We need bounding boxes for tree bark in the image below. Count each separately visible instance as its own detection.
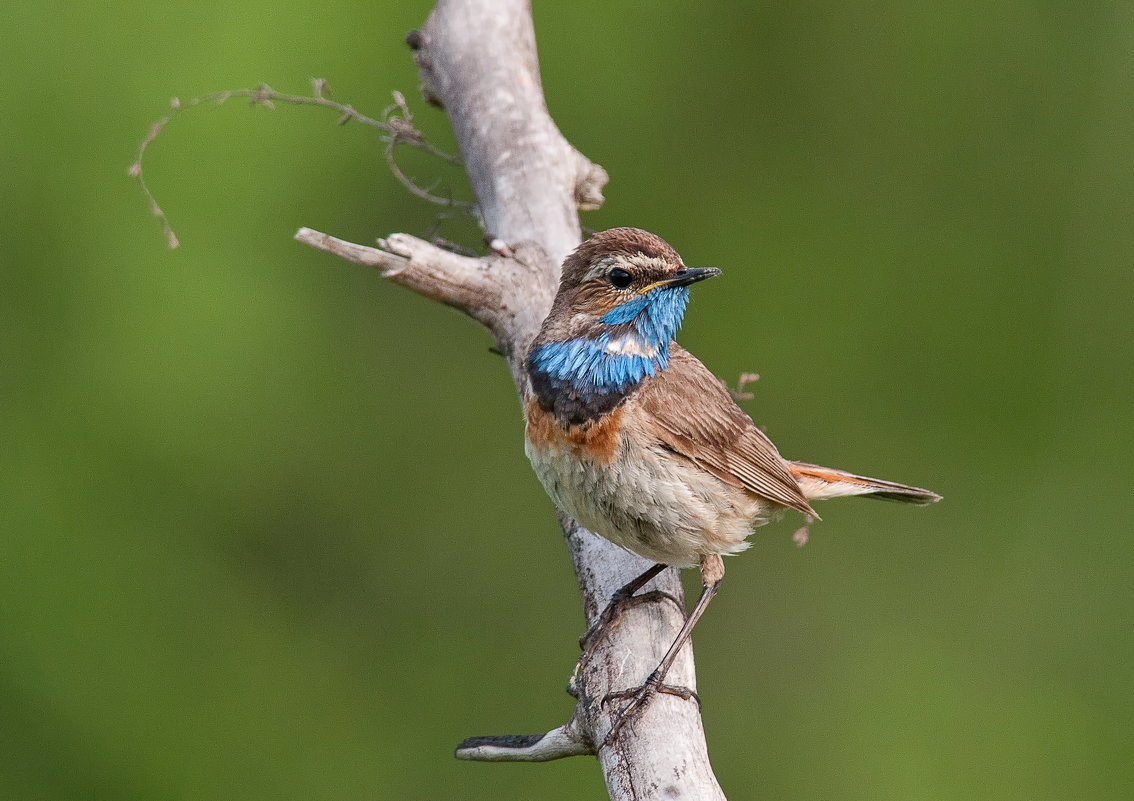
[297,1,725,798]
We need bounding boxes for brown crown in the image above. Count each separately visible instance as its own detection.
[560,228,682,284]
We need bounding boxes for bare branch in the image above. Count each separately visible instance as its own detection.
[135,0,716,795]
[294,227,395,269]
[296,227,495,314]
[299,0,720,797]
[409,0,607,267]
[455,724,593,762]
[295,227,551,358]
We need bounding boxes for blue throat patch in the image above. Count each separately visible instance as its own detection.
[529,286,690,399]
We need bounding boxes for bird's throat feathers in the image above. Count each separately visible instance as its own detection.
[528,287,690,425]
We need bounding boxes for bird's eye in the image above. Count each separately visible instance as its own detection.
[608,268,633,288]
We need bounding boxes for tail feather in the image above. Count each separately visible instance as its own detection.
[788,461,941,505]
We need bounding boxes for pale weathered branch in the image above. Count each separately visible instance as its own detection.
[455,724,592,762]
[298,1,723,798]
[297,228,495,315]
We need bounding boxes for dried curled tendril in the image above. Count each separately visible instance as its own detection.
[129,80,473,248]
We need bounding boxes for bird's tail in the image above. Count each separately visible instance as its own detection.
[787,461,941,505]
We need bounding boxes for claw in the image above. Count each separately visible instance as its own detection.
[601,675,700,746]
[577,563,670,651]
[578,589,681,650]
[598,555,725,747]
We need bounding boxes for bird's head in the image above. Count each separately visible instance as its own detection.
[528,229,720,407]
[539,228,720,348]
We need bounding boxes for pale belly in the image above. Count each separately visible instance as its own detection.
[524,410,781,567]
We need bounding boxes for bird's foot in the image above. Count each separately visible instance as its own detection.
[601,672,700,746]
[578,589,682,651]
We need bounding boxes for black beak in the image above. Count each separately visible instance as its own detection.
[664,266,722,288]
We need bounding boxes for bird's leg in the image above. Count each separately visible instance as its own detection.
[602,554,724,747]
[578,561,670,650]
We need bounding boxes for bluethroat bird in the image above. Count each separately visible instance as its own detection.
[524,227,939,741]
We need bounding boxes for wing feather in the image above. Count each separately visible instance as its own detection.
[637,345,817,518]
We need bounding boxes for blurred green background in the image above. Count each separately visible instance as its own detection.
[4,1,1132,798]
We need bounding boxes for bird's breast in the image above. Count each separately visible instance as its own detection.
[522,392,771,567]
[523,395,624,466]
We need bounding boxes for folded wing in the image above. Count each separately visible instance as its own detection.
[637,345,818,518]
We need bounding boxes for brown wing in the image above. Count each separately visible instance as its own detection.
[637,345,818,518]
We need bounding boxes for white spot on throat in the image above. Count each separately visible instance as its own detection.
[604,335,657,358]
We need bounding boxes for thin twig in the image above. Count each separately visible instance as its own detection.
[382,89,460,163]
[728,371,760,402]
[129,81,470,248]
[382,90,478,216]
[384,136,468,209]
